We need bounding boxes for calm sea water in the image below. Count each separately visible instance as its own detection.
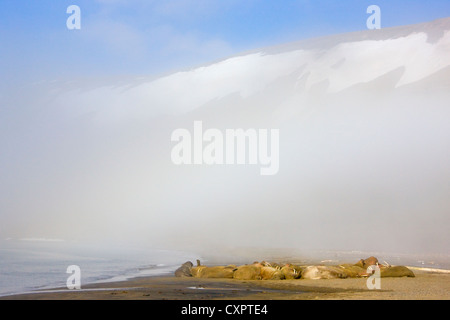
[0,240,198,296]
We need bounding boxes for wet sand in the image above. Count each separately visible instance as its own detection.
[2,269,449,300]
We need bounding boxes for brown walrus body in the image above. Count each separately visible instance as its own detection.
[260,266,284,280]
[301,266,348,280]
[381,266,415,278]
[281,264,302,279]
[338,264,367,278]
[233,264,262,280]
[192,265,237,279]
[354,257,415,278]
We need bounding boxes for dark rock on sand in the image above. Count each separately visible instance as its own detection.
[174,261,193,277]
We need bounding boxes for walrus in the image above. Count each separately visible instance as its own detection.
[190,260,206,277]
[338,264,367,278]
[233,263,262,280]
[353,257,415,277]
[301,266,348,280]
[355,256,379,269]
[281,264,302,280]
[192,265,237,279]
[260,266,284,280]
[174,261,193,277]
[380,266,415,278]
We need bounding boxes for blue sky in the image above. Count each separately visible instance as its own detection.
[1,0,450,83]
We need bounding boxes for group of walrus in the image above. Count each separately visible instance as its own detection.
[175,256,415,280]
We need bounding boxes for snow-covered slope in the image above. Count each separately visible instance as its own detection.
[2,18,450,253]
[54,17,450,123]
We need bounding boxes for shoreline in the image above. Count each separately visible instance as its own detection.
[0,265,180,299]
[2,267,449,300]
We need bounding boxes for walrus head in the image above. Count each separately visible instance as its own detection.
[355,259,365,268]
[364,256,379,268]
[355,257,379,268]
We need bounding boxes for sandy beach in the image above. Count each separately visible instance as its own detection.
[2,269,448,300]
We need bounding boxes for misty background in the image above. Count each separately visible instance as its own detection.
[1,1,449,258]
